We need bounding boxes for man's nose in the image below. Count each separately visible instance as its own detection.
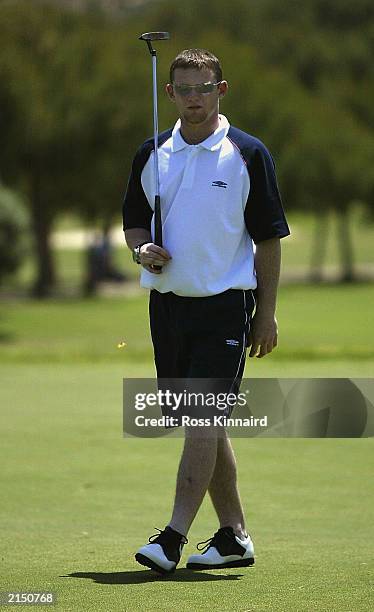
[185,88,201,100]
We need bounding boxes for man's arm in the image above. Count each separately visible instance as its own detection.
[124,228,152,251]
[124,228,171,274]
[248,237,281,358]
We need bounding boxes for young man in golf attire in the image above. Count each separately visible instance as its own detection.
[123,49,290,573]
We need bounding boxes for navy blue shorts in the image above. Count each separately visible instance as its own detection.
[149,289,255,423]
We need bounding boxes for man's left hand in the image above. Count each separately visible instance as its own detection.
[247,311,278,358]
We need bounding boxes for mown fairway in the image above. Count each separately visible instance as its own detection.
[1,284,373,611]
[1,283,373,375]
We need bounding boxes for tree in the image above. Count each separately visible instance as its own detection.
[0,3,89,295]
[0,2,149,295]
[0,183,29,284]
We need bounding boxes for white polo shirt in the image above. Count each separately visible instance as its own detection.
[123,114,290,297]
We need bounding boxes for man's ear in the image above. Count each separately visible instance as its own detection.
[218,80,228,98]
[166,83,175,101]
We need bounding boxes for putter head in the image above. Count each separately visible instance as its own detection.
[139,32,170,41]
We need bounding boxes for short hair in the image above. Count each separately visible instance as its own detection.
[169,49,223,83]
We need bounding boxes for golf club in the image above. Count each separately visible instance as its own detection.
[139,32,170,256]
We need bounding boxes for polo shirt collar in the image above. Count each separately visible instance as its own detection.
[171,114,230,152]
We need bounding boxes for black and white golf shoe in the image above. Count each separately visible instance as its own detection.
[186,526,255,570]
[135,526,187,574]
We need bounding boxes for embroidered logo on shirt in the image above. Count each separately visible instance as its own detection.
[226,339,240,346]
[212,180,227,188]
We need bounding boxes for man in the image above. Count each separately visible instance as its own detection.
[123,49,290,574]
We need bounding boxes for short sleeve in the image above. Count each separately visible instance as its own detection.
[244,145,290,244]
[122,145,153,231]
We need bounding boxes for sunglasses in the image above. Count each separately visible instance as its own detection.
[173,81,221,96]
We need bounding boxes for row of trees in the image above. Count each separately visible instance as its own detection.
[0,0,373,294]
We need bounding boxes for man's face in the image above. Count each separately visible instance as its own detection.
[166,67,228,127]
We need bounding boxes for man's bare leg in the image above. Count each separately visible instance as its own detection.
[168,428,218,536]
[208,429,247,538]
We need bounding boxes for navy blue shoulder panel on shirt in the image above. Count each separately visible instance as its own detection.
[122,128,173,231]
[227,125,290,244]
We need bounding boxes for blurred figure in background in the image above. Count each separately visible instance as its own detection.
[85,224,126,296]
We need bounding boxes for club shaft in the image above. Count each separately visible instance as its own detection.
[152,53,160,198]
[139,30,169,252]
[151,52,162,248]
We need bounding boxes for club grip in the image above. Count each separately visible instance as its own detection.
[152,195,162,271]
[154,195,162,247]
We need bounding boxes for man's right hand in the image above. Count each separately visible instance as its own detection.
[140,243,172,274]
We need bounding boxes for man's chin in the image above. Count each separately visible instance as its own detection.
[183,109,206,124]
[184,115,206,125]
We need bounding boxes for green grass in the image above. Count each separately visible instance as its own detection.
[1,284,373,375]
[1,363,373,611]
[1,220,374,610]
